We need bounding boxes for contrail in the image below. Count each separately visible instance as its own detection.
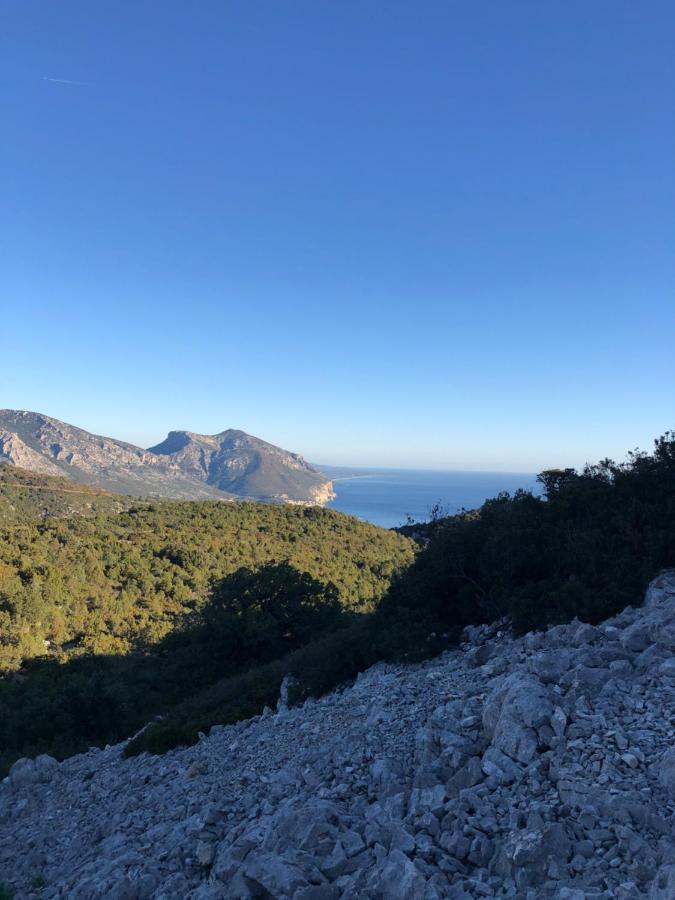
[43,76,88,86]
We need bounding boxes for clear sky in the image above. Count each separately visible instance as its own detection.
[2,1,674,472]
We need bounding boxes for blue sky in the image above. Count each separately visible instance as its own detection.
[2,1,673,471]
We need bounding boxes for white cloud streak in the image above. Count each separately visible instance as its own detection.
[43,77,88,86]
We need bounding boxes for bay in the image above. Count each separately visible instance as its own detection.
[319,466,539,529]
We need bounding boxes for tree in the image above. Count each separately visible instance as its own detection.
[197,562,344,670]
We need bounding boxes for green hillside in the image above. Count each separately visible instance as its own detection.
[0,476,415,671]
[0,463,132,522]
[1,434,674,775]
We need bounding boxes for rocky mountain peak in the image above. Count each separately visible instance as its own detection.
[0,410,333,504]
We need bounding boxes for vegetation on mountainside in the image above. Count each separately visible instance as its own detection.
[0,479,414,772]
[1,434,674,770]
[0,482,414,671]
[0,564,368,770]
[127,432,675,756]
[382,433,675,634]
[0,464,131,521]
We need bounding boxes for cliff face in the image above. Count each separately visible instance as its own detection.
[0,430,64,477]
[1,572,675,898]
[148,428,334,502]
[0,410,333,504]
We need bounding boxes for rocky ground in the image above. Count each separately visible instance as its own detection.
[2,573,675,899]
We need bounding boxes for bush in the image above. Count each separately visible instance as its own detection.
[382,433,675,633]
[125,659,286,756]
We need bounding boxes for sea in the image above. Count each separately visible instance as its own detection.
[319,466,540,529]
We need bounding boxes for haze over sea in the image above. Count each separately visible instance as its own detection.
[321,467,539,529]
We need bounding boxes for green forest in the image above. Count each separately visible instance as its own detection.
[1,433,674,772]
[0,464,414,671]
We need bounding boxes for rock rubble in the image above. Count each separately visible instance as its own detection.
[1,571,675,899]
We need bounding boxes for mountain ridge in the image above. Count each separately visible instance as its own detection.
[0,410,334,504]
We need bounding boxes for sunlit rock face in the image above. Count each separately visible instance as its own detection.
[0,409,333,504]
[2,572,675,898]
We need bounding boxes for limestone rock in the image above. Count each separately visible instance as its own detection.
[378,849,426,899]
[649,864,675,899]
[656,746,675,797]
[8,757,37,789]
[644,570,675,608]
[482,671,553,763]
[0,570,674,899]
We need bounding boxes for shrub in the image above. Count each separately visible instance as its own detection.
[382,432,675,633]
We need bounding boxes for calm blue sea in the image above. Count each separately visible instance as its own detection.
[320,466,539,529]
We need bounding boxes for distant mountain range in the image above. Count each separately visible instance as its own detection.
[0,410,334,505]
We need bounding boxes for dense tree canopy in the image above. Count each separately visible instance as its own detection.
[381,433,675,633]
[0,479,414,671]
[1,434,674,771]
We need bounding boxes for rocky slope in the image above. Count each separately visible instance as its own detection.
[0,411,333,504]
[147,429,334,504]
[2,573,675,899]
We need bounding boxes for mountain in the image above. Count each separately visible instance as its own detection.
[0,410,334,504]
[148,428,335,503]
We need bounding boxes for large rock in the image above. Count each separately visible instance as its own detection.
[560,665,613,695]
[644,570,675,609]
[465,643,495,668]
[240,851,311,896]
[656,746,675,797]
[528,649,579,684]
[482,672,553,763]
[34,753,58,782]
[491,823,571,888]
[649,864,675,899]
[376,849,426,900]
[446,756,484,796]
[655,625,675,653]
[8,757,37,789]
[481,747,523,784]
[634,643,669,672]
[620,621,653,653]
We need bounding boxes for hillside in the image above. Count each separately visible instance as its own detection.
[1,433,674,768]
[0,432,674,899]
[2,572,674,899]
[0,475,415,770]
[0,410,333,504]
[0,479,414,674]
[0,464,132,522]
